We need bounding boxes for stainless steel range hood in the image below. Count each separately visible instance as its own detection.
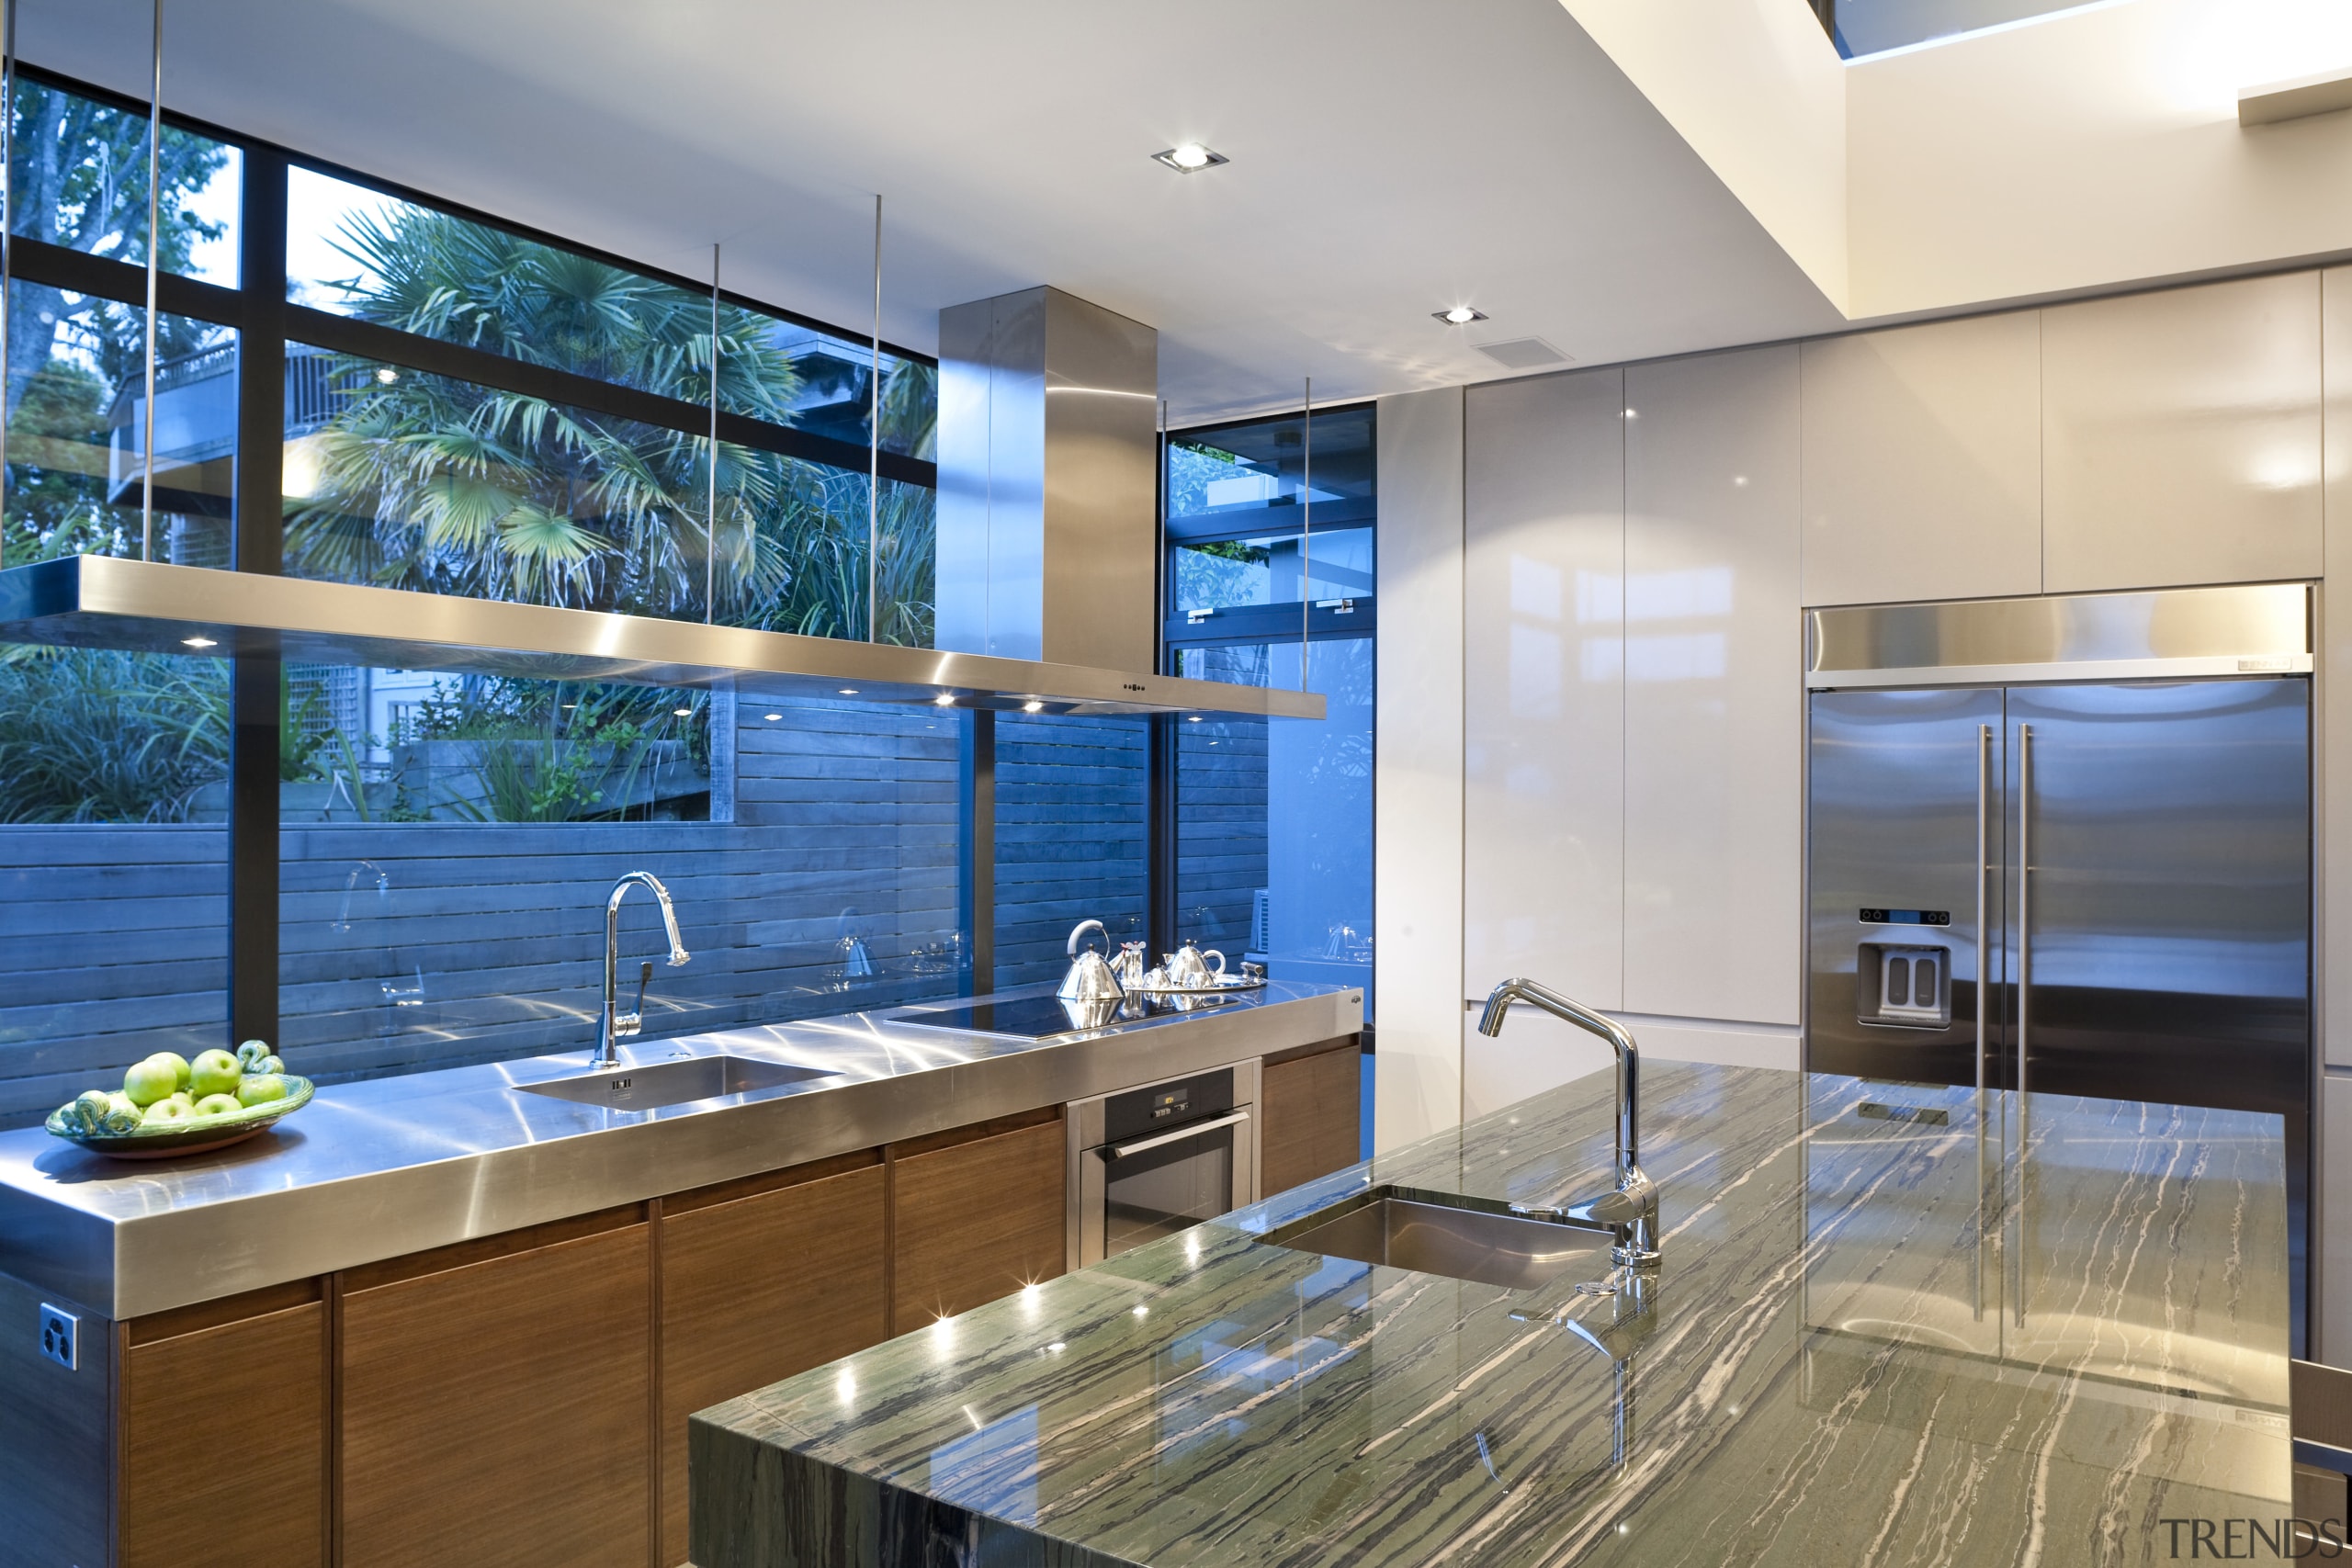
[0,556,1325,719]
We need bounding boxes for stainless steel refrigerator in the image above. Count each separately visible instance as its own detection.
[1805,585,2313,1349]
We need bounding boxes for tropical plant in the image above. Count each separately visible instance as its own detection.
[284,202,936,644]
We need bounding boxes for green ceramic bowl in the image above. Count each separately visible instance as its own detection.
[46,1077,315,1159]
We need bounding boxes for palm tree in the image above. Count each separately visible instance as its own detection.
[285,203,934,643]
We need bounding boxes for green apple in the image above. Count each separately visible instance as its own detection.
[235,1073,288,1109]
[193,1092,243,1119]
[122,1056,178,1107]
[153,1052,192,1093]
[141,1096,193,1125]
[190,1049,241,1099]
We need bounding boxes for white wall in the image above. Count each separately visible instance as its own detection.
[1847,0,2352,320]
[1373,387,1465,1153]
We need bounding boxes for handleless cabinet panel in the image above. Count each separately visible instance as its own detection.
[1464,368,1626,1012]
[1261,1038,1363,1195]
[341,1220,652,1568]
[1623,345,1803,1027]
[659,1163,887,1566]
[1800,311,2042,606]
[121,1299,326,1568]
[2324,267,2352,1075]
[890,1117,1065,1327]
[2043,272,2322,593]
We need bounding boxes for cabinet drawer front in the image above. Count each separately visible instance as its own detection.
[341,1224,651,1568]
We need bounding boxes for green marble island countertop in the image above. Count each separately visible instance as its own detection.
[691,1064,2293,1567]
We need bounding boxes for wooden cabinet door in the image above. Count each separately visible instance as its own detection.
[1262,1042,1363,1197]
[890,1117,1065,1328]
[658,1162,887,1567]
[120,1292,327,1568]
[340,1218,651,1568]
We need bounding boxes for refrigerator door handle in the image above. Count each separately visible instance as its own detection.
[1974,722,1990,1323]
[2014,721,2032,1330]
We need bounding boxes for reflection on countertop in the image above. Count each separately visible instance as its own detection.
[692,1066,2291,1568]
[0,980,1361,1319]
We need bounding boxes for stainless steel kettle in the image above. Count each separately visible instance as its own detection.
[1057,919,1125,1002]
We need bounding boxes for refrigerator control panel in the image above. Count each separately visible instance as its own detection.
[1856,942,1951,1030]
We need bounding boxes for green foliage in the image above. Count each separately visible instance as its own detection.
[284,201,936,645]
[0,649,228,823]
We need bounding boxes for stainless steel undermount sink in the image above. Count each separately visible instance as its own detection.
[1266,1186,1614,1291]
[516,1055,830,1111]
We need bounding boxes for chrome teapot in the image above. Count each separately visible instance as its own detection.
[1163,941,1227,990]
[1057,919,1125,1003]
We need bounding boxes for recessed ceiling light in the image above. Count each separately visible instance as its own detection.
[375,367,399,384]
[933,694,956,706]
[181,636,217,649]
[1153,142,1227,174]
[673,707,693,717]
[1022,700,1044,713]
[838,688,858,695]
[1434,306,1487,325]
[763,712,781,721]
[1185,715,1204,722]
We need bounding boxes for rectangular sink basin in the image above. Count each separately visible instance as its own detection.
[516,1055,829,1111]
[1268,1188,1613,1290]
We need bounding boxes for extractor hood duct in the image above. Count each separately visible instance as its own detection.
[936,287,1158,672]
[0,556,1323,719]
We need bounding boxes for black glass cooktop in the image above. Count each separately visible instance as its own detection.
[895,997,1113,1040]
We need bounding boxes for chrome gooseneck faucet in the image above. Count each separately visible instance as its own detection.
[1477,977,1660,1268]
[595,872,691,1067]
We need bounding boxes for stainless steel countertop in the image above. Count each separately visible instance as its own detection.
[0,982,1362,1320]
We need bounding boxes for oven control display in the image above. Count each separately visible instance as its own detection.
[1151,1088,1190,1121]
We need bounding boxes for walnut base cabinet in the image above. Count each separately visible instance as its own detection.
[657,1156,888,1568]
[888,1111,1067,1329]
[17,1104,1092,1566]
[1261,1037,1363,1197]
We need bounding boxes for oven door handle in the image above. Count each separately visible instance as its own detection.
[1105,1110,1251,1160]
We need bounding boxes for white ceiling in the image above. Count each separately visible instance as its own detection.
[29,0,1844,423]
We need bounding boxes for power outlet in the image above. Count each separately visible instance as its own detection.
[38,1302,76,1371]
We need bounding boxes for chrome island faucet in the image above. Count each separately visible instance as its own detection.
[1476,977,1661,1268]
[594,872,691,1067]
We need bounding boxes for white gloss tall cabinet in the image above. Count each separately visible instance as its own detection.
[1374,264,2351,1364]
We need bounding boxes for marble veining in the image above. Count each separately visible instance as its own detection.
[692,1065,2292,1567]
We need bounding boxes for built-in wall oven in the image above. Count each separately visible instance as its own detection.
[1066,1061,1261,1270]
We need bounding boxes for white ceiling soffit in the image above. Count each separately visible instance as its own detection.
[1566,0,2352,324]
[23,0,1843,425]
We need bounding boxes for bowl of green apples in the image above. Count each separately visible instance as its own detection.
[46,1041,313,1158]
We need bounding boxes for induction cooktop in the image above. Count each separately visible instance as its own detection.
[894,997,1116,1040]
[895,993,1236,1041]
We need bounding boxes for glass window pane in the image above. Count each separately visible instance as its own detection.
[994,713,1147,988]
[284,342,934,642]
[6,290,234,568]
[1167,404,1374,529]
[10,79,241,285]
[281,685,964,1079]
[1174,639,1374,1014]
[1174,526,1373,614]
[286,167,938,462]
[0,644,229,1126]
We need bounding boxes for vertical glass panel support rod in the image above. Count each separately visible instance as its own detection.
[142,0,164,561]
[867,194,881,643]
[2014,721,2033,1329]
[1300,377,1311,691]
[706,243,718,625]
[0,0,15,567]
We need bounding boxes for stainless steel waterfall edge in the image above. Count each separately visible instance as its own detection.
[1805,583,2312,689]
[0,980,1361,1321]
[0,554,1326,719]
